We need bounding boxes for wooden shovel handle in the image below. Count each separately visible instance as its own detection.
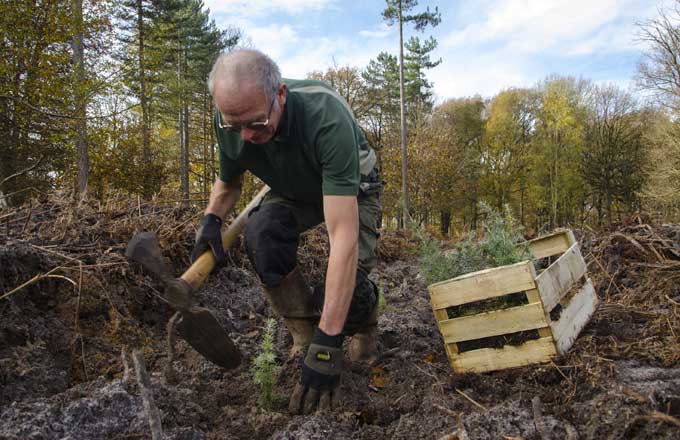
[180,185,269,289]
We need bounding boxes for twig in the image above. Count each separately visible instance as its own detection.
[587,252,623,296]
[666,294,680,307]
[457,413,469,440]
[549,360,573,385]
[79,334,88,380]
[455,388,487,411]
[132,350,163,440]
[667,316,677,339]
[0,156,44,186]
[531,396,551,440]
[645,411,680,428]
[30,243,80,261]
[75,263,83,331]
[564,422,578,440]
[433,403,458,417]
[20,200,32,234]
[122,347,131,383]
[164,312,181,385]
[0,266,69,300]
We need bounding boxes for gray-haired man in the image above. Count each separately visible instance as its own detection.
[192,49,382,414]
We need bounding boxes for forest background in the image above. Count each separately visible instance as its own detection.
[2,0,680,236]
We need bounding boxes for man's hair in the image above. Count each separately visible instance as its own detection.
[207,48,281,101]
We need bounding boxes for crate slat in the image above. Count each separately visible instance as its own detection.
[429,261,536,310]
[551,277,598,355]
[534,243,587,312]
[528,230,576,260]
[451,337,556,373]
[439,303,548,344]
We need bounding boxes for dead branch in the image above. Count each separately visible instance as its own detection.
[455,388,487,411]
[457,413,469,440]
[121,347,131,383]
[0,266,70,300]
[164,312,181,385]
[433,403,458,417]
[0,156,44,187]
[532,396,552,440]
[132,350,163,440]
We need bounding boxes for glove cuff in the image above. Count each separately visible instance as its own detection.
[201,213,223,226]
[312,327,343,348]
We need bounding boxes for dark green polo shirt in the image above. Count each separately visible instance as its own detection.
[214,78,376,203]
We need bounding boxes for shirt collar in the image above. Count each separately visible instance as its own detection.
[274,87,293,142]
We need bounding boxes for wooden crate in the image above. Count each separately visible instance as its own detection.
[428,230,598,373]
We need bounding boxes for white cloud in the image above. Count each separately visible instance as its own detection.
[443,0,654,55]
[241,23,300,60]
[359,23,393,39]
[204,0,336,18]
[428,54,530,100]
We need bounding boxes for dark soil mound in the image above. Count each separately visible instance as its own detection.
[1,195,679,439]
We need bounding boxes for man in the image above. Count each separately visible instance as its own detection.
[191,49,382,415]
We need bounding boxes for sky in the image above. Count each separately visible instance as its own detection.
[203,0,661,102]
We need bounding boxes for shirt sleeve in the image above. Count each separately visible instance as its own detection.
[213,111,245,183]
[315,98,360,196]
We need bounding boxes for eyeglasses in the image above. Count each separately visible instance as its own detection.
[218,94,277,132]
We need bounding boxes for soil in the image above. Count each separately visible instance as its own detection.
[1,196,680,439]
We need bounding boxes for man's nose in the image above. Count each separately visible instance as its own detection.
[240,127,257,142]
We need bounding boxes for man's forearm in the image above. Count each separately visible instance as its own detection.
[319,195,360,336]
[205,176,242,220]
[319,236,358,335]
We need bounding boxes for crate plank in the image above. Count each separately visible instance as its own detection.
[551,278,598,355]
[535,243,587,312]
[528,230,576,260]
[429,261,536,310]
[440,303,548,343]
[451,337,556,373]
[525,288,554,338]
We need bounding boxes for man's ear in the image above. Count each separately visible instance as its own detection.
[278,83,287,106]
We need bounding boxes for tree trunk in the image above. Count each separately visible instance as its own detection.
[72,0,88,194]
[440,210,451,235]
[397,0,410,227]
[137,0,151,191]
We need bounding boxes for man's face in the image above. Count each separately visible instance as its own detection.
[214,81,285,144]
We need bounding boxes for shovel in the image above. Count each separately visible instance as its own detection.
[125,186,269,369]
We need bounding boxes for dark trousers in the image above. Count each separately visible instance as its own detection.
[244,186,381,330]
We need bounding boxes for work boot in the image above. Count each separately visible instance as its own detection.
[263,267,319,356]
[348,303,379,365]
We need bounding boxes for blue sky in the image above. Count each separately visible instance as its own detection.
[204,0,660,102]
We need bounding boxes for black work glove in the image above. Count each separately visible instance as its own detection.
[289,327,344,415]
[190,213,226,265]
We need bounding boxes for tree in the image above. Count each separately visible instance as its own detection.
[532,76,590,229]
[1,0,79,202]
[642,110,680,218]
[308,64,372,120]
[361,52,400,152]
[403,36,441,118]
[72,0,88,194]
[481,89,533,216]
[382,0,441,227]
[582,85,647,225]
[116,0,164,195]
[433,97,485,233]
[637,2,680,110]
